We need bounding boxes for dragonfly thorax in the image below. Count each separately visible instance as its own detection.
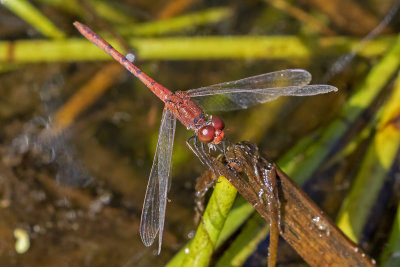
[167,91,206,130]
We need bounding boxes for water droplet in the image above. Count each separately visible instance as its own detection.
[258,189,264,198]
[312,216,330,236]
[187,231,195,239]
[126,53,135,63]
[312,217,320,223]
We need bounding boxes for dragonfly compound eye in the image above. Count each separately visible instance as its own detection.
[211,115,225,130]
[198,125,216,143]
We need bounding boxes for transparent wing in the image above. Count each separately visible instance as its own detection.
[140,108,176,254]
[186,69,338,111]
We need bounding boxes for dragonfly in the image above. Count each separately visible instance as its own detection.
[74,21,338,254]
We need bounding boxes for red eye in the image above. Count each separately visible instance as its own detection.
[211,116,224,130]
[198,125,216,143]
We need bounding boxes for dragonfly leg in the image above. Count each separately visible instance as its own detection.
[220,138,231,160]
[199,141,218,176]
[209,138,231,164]
[186,135,218,177]
[186,135,207,165]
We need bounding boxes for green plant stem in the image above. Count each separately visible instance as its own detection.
[215,197,254,248]
[36,0,135,24]
[336,72,400,242]
[116,7,233,36]
[88,0,136,25]
[2,0,65,39]
[380,205,400,267]
[216,213,269,267]
[0,35,395,63]
[166,176,237,267]
[35,0,82,16]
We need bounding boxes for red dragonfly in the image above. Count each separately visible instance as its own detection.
[74,22,338,254]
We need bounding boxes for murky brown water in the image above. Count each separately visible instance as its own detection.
[0,1,399,266]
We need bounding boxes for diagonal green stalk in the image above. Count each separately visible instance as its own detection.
[2,0,65,39]
[215,213,270,267]
[86,0,136,25]
[380,205,400,267]
[35,0,83,17]
[214,197,254,248]
[166,176,237,267]
[336,72,400,242]
[36,0,135,24]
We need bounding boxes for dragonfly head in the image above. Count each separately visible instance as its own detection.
[197,115,225,144]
